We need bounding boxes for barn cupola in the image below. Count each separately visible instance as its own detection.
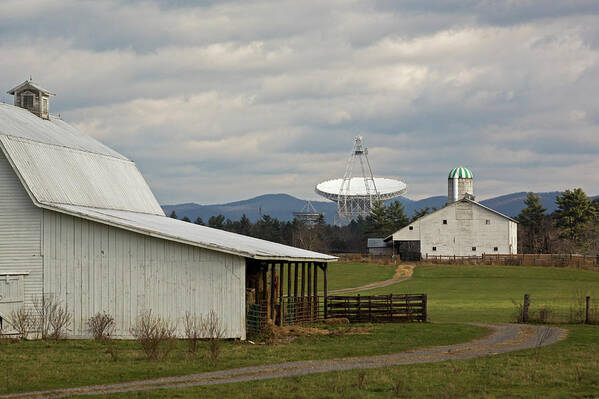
[7,79,55,120]
[448,166,474,203]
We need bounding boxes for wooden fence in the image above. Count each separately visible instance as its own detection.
[425,253,599,270]
[247,293,427,334]
[326,294,427,323]
[517,294,599,325]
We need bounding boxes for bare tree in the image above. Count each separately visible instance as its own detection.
[32,295,72,340]
[130,310,177,361]
[199,310,226,366]
[88,312,116,341]
[183,312,202,354]
[7,307,35,340]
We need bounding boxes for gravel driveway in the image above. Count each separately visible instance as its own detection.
[0,323,566,399]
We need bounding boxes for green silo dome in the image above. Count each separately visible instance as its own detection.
[449,166,473,179]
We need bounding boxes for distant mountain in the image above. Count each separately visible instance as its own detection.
[161,191,597,224]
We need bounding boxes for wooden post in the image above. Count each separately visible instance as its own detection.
[301,262,306,317]
[323,264,328,319]
[368,296,372,322]
[270,263,276,321]
[307,263,312,321]
[357,294,361,321]
[422,294,428,322]
[279,263,284,326]
[294,262,299,298]
[287,263,291,298]
[262,265,267,302]
[585,296,591,324]
[313,263,318,319]
[523,294,530,323]
[389,294,393,322]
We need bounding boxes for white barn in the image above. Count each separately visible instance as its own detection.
[0,81,335,339]
[386,167,517,260]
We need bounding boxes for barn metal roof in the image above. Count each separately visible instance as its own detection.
[0,103,336,262]
[7,80,56,96]
[44,203,337,262]
[0,104,125,159]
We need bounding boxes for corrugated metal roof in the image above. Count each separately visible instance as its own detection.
[0,136,163,215]
[0,104,125,159]
[7,80,56,96]
[44,203,337,262]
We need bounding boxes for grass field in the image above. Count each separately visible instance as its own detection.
[361,265,599,323]
[0,323,484,394]
[3,263,599,398]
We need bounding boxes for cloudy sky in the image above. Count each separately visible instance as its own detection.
[1,0,598,204]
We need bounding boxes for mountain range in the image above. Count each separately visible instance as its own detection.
[161,191,585,225]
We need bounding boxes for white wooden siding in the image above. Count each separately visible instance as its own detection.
[393,201,517,257]
[0,150,42,321]
[42,210,246,339]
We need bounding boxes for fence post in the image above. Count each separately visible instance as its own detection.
[523,294,530,323]
[357,294,361,322]
[423,294,428,322]
[586,296,591,324]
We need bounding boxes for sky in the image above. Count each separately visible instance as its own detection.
[1,0,598,204]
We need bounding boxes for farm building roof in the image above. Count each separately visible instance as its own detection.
[448,166,473,179]
[0,103,336,262]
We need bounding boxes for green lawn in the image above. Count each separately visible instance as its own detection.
[108,325,598,398]
[0,323,484,394]
[325,262,397,291]
[359,265,599,323]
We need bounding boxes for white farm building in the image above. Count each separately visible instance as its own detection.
[0,81,335,339]
[386,167,517,260]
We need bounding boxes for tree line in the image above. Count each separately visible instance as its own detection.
[168,200,419,253]
[169,188,598,255]
[517,188,599,254]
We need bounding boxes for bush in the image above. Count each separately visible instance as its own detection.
[201,310,225,366]
[130,310,176,361]
[32,295,72,340]
[7,307,35,340]
[184,312,201,353]
[88,312,115,340]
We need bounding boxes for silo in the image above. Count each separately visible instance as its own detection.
[448,166,474,203]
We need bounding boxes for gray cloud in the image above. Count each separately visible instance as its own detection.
[1,1,598,204]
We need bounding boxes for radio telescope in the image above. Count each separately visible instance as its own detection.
[315,136,407,225]
[293,200,323,227]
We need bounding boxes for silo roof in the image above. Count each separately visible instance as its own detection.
[448,166,473,179]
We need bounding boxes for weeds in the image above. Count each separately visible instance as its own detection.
[130,310,176,361]
[7,307,35,340]
[88,312,115,341]
[32,295,72,340]
[201,311,225,366]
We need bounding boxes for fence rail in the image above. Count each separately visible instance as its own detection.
[516,294,599,325]
[247,293,428,335]
[426,253,599,270]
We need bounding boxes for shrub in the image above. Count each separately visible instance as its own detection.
[200,310,226,366]
[7,307,35,340]
[130,310,176,361]
[32,295,72,340]
[183,312,201,353]
[88,312,115,340]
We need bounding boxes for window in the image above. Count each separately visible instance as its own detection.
[409,226,413,230]
[22,94,33,108]
[42,97,48,114]
[485,219,490,225]
[494,247,498,252]
[432,246,437,251]
[0,274,25,304]
[472,246,476,251]
[442,219,447,225]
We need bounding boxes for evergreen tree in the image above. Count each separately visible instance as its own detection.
[238,214,252,236]
[554,188,596,242]
[182,216,191,222]
[411,207,431,222]
[386,200,409,232]
[365,200,389,236]
[208,214,226,229]
[169,210,178,219]
[517,192,546,253]
[193,217,204,225]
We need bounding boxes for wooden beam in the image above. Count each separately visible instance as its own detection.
[270,263,276,321]
[294,262,299,298]
[287,263,291,299]
[279,263,284,326]
[323,263,328,319]
[313,262,318,320]
[262,263,267,302]
[301,262,305,298]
